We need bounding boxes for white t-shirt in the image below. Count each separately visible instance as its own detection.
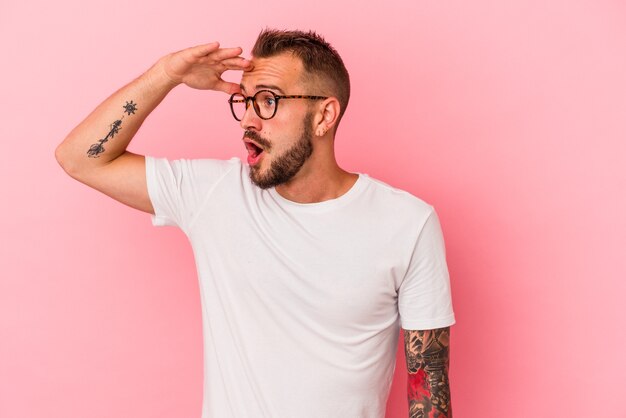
[146,157,455,418]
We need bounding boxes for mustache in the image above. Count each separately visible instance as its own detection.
[243,130,272,150]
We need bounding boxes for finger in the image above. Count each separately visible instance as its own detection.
[190,42,220,57]
[214,79,242,95]
[221,57,253,70]
[210,46,246,61]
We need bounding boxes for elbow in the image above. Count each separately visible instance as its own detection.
[55,141,82,179]
[55,142,71,174]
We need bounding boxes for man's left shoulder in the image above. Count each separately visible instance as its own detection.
[362,175,434,217]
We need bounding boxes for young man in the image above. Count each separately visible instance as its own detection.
[56,29,455,418]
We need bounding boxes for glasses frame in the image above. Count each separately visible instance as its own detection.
[228,89,328,121]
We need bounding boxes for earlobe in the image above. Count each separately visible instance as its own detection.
[316,98,340,136]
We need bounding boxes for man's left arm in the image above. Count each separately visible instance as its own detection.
[403,327,452,417]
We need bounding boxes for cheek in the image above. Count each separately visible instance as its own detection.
[262,120,287,145]
[262,109,305,150]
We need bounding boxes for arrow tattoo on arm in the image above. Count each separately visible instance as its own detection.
[87,101,137,158]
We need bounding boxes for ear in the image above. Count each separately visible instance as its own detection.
[313,97,341,137]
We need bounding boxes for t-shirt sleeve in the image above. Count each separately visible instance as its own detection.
[145,156,237,230]
[398,208,456,330]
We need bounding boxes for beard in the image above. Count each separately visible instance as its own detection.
[248,113,314,189]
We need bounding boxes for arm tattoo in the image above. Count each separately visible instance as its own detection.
[404,327,451,417]
[87,100,138,158]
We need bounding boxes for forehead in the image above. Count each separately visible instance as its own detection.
[240,53,305,94]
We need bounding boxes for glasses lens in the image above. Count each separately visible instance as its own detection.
[254,91,277,119]
[229,94,246,121]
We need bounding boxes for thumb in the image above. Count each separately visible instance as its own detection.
[215,80,241,95]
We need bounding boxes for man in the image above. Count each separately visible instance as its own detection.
[56,29,455,418]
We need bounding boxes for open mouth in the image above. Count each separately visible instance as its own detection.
[244,139,264,166]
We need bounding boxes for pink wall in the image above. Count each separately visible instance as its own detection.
[1,1,625,416]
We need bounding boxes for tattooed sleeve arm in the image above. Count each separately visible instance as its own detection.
[403,327,452,418]
[55,43,250,213]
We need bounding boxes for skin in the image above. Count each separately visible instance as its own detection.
[55,41,452,416]
[404,327,452,417]
[244,111,315,190]
[55,42,251,213]
[238,53,357,203]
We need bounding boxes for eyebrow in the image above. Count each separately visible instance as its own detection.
[239,84,286,95]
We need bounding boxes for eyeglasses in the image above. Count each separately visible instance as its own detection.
[228,90,328,121]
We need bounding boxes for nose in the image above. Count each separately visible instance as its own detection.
[239,100,262,131]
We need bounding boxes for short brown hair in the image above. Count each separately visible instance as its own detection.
[252,29,351,127]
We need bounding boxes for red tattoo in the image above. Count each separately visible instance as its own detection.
[407,368,430,400]
[404,327,452,417]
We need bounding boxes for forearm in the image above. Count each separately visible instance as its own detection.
[55,57,178,176]
[404,327,452,417]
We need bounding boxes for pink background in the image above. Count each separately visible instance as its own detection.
[1,1,625,416]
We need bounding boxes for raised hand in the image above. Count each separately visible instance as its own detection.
[159,42,252,94]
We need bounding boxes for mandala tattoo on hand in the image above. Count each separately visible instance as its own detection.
[87,101,138,158]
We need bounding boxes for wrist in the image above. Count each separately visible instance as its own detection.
[144,57,181,91]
